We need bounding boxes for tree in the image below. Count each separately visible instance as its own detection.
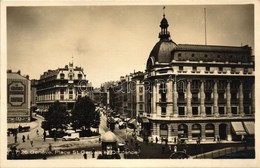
[72,96,99,131]
[43,101,67,131]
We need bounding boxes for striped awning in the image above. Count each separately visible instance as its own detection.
[231,122,247,135]
[243,121,255,135]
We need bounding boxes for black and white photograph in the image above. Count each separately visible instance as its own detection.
[1,0,259,168]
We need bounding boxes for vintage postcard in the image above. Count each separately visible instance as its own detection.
[1,0,259,168]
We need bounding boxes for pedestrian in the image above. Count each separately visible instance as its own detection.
[135,142,138,150]
[130,138,133,145]
[43,131,46,142]
[27,134,30,140]
[125,139,128,145]
[92,148,95,158]
[83,151,87,159]
[174,137,177,144]
[165,138,168,145]
[36,130,39,136]
[151,137,154,145]
[174,145,177,153]
[169,145,172,152]
[14,135,17,143]
[162,145,165,153]
[155,137,158,144]
[99,137,101,143]
[48,143,52,151]
[30,140,33,147]
[22,135,25,142]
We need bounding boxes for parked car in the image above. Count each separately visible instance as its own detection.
[62,132,80,141]
[118,122,126,129]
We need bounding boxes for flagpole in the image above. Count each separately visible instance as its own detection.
[204,8,207,45]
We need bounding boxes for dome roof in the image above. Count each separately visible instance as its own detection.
[101,131,117,142]
[146,14,177,70]
[149,39,177,63]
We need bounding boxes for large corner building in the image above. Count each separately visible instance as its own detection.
[142,14,255,142]
[36,62,88,111]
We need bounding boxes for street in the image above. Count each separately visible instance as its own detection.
[7,112,134,159]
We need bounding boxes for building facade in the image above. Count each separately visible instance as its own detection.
[36,62,88,111]
[7,70,31,122]
[142,14,255,143]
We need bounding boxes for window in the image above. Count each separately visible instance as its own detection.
[232,107,237,114]
[60,73,65,79]
[206,107,212,116]
[139,104,143,111]
[231,92,237,101]
[179,66,183,71]
[244,106,250,114]
[178,93,185,102]
[219,107,225,115]
[179,107,185,116]
[78,74,82,80]
[139,87,143,93]
[205,93,211,101]
[69,75,73,80]
[192,107,198,116]
[162,107,166,113]
[192,66,197,71]
[206,67,210,72]
[139,95,143,102]
[192,93,198,102]
[218,93,225,102]
[219,67,223,72]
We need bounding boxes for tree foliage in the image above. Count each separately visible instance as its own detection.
[72,96,100,130]
[43,101,67,131]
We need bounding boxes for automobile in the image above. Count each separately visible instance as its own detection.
[114,117,122,124]
[118,122,126,129]
[62,132,80,141]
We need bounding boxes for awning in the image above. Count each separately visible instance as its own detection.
[243,121,255,135]
[231,122,247,135]
[140,117,149,123]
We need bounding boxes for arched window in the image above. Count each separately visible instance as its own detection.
[160,124,168,138]
[178,124,188,138]
[192,124,201,139]
[205,124,215,138]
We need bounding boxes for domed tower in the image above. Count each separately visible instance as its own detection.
[146,14,177,71]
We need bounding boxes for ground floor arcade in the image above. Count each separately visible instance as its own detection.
[147,120,254,143]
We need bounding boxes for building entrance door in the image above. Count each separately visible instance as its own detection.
[219,124,227,140]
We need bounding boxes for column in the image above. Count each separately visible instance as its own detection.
[168,124,172,141]
[251,81,255,115]
[167,80,173,116]
[226,81,232,116]
[152,82,157,115]
[201,123,206,142]
[214,123,219,142]
[152,123,157,135]
[188,124,192,141]
[186,80,192,117]
[227,123,232,141]
[173,80,178,117]
[213,80,219,117]
[239,81,244,116]
[200,81,206,117]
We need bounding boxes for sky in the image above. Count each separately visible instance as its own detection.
[7,5,254,87]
